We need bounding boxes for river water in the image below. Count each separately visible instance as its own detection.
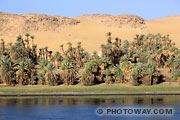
[0,96,179,120]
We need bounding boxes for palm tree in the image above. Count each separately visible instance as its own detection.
[113,65,124,83]
[103,68,112,84]
[107,37,112,44]
[7,43,15,60]
[81,60,99,85]
[130,70,138,85]
[45,62,57,86]
[36,59,56,85]
[32,45,38,63]
[174,57,180,69]
[1,32,179,86]
[61,58,77,85]
[98,57,109,71]
[0,39,5,55]
[44,47,49,60]
[75,42,84,68]
[100,44,106,57]
[165,57,174,72]
[121,61,132,70]
[25,39,30,48]
[92,51,99,60]
[130,63,145,85]
[31,36,35,47]
[0,55,15,85]
[54,51,63,68]
[123,40,129,50]
[107,32,112,37]
[81,71,95,86]
[106,32,112,45]
[14,61,27,85]
[36,59,48,85]
[172,69,180,81]
[60,44,65,55]
[134,34,139,48]
[146,62,156,85]
[38,48,43,60]
[25,33,30,39]
[25,59,36,85]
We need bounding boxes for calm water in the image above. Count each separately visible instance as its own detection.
[0,96,180,120]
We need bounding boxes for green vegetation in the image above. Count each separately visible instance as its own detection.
[0,84,180,94]
[0,33,180,87]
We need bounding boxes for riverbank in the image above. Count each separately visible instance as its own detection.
[1,93,180,96]
[1,83,180,96]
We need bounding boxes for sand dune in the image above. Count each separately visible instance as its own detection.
[0,12,180,53]
[146,16,180,48]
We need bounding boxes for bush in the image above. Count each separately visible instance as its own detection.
[81,72,95,86]
[172,69,180,81]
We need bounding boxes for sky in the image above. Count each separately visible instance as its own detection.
[0,0,180,20]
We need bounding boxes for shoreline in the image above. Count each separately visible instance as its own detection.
[1,84,180,96]
[1,92,180,96]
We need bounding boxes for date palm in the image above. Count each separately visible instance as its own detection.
[36,59,48,85]
[7,43,16,60]
[45,62,57,86]
[54,51,63,68]
[0,39,5,55]
[0,55,15,85]
[103,68,111,84]
[26,59,36,85]
[146,62,156,85]
[44,47,49,60]
[81,60,99,85]
[61,58,77,85]
[31,36,35,47]
[165,57,174,72]
[14,61,28,85]
[60,44,65,55]
[113,65,124,83]
[106,32,112,45]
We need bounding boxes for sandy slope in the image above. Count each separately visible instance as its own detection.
[146,16,180,48]
[1,13,180,53]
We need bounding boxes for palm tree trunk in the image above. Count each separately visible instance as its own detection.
[20,76,23,85]
[106,75,108,84]
[70,71,72,85]
[2,76,6,84]
[149,76,152,86]
[65,69,68,85]
[170,66,173,73]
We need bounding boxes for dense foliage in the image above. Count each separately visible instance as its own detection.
[0,33,180,86]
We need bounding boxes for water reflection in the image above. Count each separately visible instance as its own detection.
[0,96,180,120]
[0,95,180,106]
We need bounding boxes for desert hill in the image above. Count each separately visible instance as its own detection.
[0,12,180,53]
[72,14,146,28]
[0,12,80,34]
